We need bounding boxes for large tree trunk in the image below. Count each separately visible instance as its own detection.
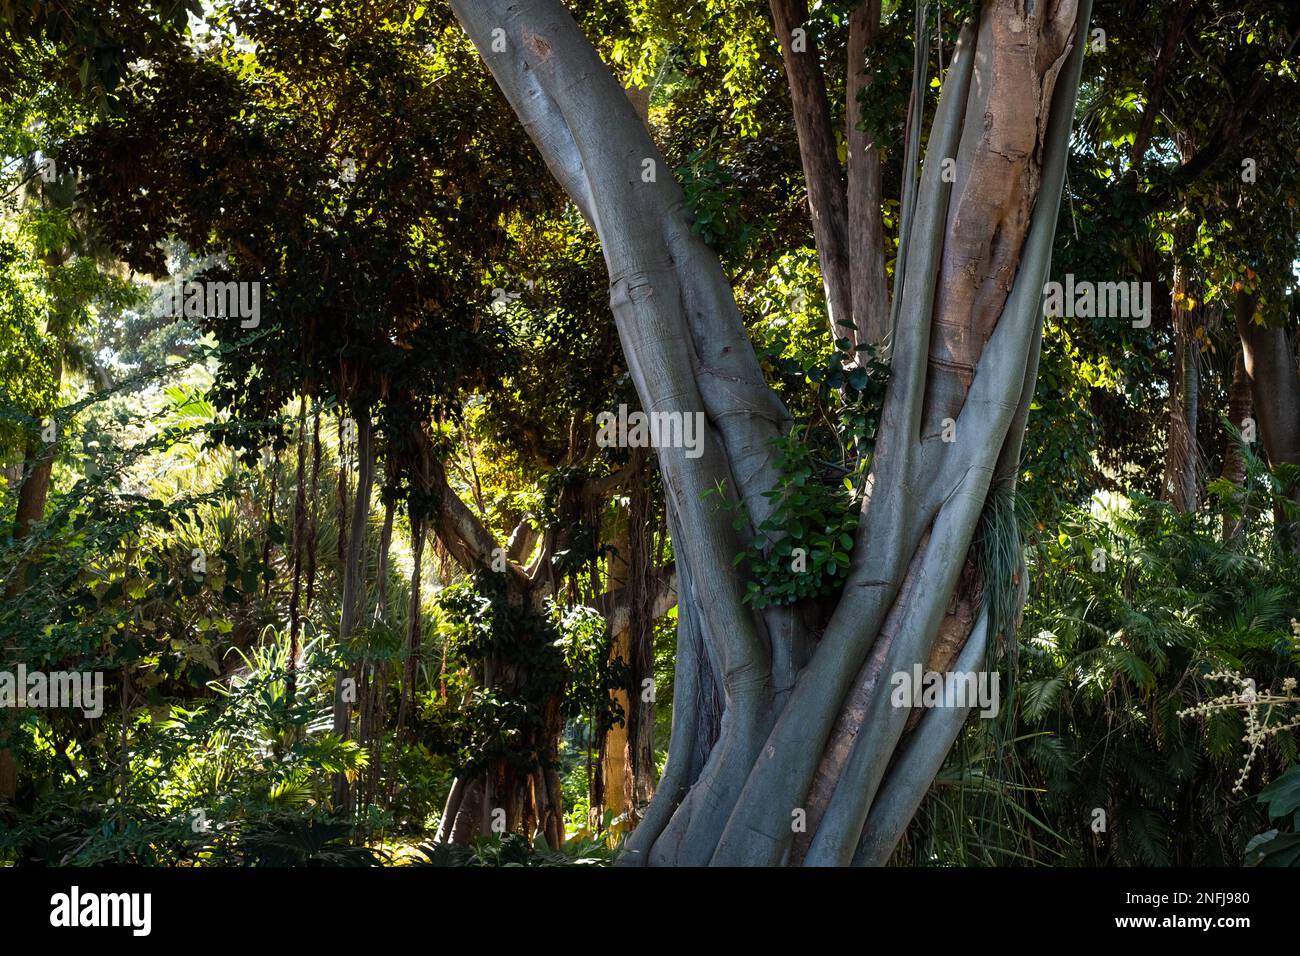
[425,443,569,848]
[451,0,1089,866]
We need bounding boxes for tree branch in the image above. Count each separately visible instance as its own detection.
[592,562,678,633]
[1128,0,1193,173]
[1140,22,1300,213]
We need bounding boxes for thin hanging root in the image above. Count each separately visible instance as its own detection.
[853,606,991,865]
[791,530,932,864]
[618,565,704,865]
[887,19,978,437]
[803,462,995,866]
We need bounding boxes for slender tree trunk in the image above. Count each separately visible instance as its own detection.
[261,449,279,597]
[625,458,656,811]
[847,0,891,346]
[305,407,322,611]
[396,517,425,734]
[358,494,395,823]
[599,453,661,830]
[1163,194,1201,512]
[1,356,63,801]
[770,0,854,336]
[332,408,375,810]
[1221,347,1253,541]
[0,731,14,802]
[1128,0,1192,171]
[373,497,395,623]
[6,355,62,599]
[287,396,309,704]
[336,413,351,569]
[600,519,633,828]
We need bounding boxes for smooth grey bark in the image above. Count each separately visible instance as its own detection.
[449,0,811,862]
[854,605,989,865]
[435,775,468,844]
[451,0,1090,866]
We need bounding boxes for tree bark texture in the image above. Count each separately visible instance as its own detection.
[450,0,1090,865]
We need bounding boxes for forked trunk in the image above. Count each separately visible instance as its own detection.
[451,0,1090,865]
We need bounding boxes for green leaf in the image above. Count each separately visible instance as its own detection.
[1248,830,1300,867]
[1258,767,1300,821]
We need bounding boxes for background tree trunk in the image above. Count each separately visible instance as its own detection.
[1,354,63,802]
[847,0,891,346]
[332,408,375,809]
[1220,347,1252,541]
[770,0,853,337]
[1163,180,1201,513]
[1236,290,1300,550]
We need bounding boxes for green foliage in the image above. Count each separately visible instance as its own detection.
[0,622,374,865]
[429,577,621,776]
[713,427,858,610]
[1247,766,1300,866]
[4,0,1300,873]
[678,140,754,261]
[899,487,1300,867]
[413,830,613,867]
[714,327,887,610]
